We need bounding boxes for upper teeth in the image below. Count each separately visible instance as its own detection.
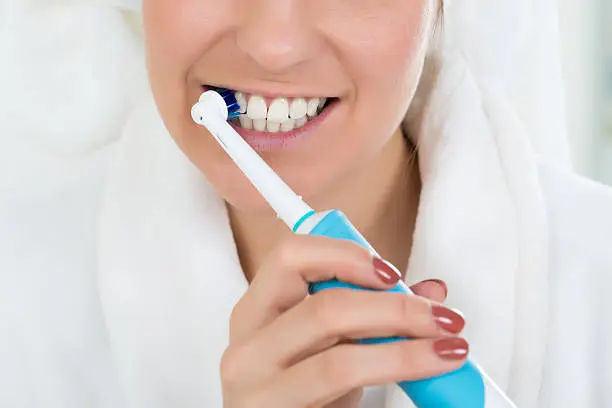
[236,92,327,122]
[268,98,290,122]
[290,98,308,119]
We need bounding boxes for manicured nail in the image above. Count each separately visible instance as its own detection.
[434,337,469,360]
[372,256,401,284]
[431,305,465,334]
[422,279,448,298]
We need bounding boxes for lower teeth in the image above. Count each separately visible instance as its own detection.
[234,114,313,132]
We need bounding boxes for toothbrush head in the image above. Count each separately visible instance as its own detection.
[190,87,316,229]
[215,88,241,120]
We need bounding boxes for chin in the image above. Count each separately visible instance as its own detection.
[202,155,322,217]
[157,83,398,219]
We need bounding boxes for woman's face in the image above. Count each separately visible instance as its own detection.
[143,0,435,213]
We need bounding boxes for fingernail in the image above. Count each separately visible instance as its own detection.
[422,279,448,298]
[434,338,469,360]
[372,256,401,284]
[431,305,465,334]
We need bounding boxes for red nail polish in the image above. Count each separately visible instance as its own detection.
[434,337,469,360]
[431,305,465,334]
[372,257,401,284]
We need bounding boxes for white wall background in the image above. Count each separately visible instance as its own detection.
[558,0,612,184]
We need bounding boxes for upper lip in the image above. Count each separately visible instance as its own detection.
[200,83,337,99]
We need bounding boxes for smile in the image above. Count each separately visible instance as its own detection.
[200,85,340,150]
[201,85,336,132]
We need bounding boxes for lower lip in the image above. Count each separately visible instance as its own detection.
[229,101,338,151]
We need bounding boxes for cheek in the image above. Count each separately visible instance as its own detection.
[290,4,431,201]
[143,0,191,145]
[142,0,232,145]
[142,0,256,209]
[328,2,431,139]
[143,0,231,73]
[139,0,432,212]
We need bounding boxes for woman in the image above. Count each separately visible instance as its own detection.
[1,0,611,407]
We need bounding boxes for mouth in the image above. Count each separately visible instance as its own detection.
[200,85,339,133]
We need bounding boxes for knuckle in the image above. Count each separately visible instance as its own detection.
[273,237,303,268]
[332,239,372,268]
[394,293,428,322]
[241,390,271,408]
[364,342,412,380]
[393,340,432,378]
[229,301,242,325]
[228,301,246,336]
[310,291,347,333]
[392,293,413,322]
[317,347,357,389]
[348,240,374,261]
[396,341,417,370]
[219,346,246,387]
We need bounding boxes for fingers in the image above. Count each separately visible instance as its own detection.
[230,235,401,342]
[243,289,464,368]
[325,389,364,408]
[257,338,469,408]
[410,279,448,302]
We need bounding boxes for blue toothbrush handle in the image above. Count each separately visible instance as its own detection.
[306,210,486,408]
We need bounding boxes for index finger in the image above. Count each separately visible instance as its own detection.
[230,235,402,343]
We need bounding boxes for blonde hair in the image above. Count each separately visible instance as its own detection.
[402,0,445,144]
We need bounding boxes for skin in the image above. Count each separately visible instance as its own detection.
[142,0,434,270]
[142,1,465,406]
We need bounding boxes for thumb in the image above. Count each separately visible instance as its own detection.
[410,279,448,303]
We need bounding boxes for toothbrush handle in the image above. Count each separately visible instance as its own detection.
[307,210,487,408]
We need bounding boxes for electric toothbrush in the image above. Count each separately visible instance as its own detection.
[191,89,517,408]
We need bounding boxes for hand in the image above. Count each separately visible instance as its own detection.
[221,235,467,408]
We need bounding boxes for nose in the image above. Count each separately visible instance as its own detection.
[236,1,317,73]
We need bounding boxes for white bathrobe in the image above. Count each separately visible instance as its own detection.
[1,1,611,408]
